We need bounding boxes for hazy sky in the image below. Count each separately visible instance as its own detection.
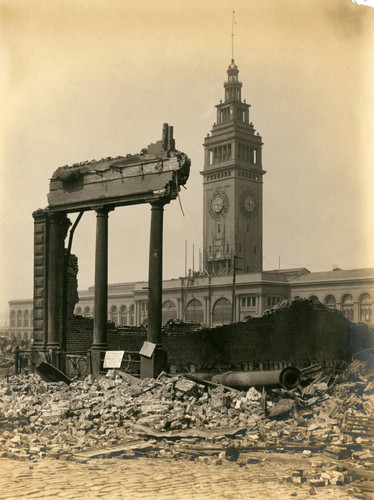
[0,0,373,322]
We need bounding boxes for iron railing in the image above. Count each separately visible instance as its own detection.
[64,352,90,378]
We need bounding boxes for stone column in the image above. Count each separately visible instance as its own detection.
[46,213,66,367]
[177,298,183,320]
[258,293,264,315]
[91,207,110,375]
[235,295,240,322]
[204,297,209,326]
[141,201,167,378]
[354,301,360,323]
[32,210,48,353]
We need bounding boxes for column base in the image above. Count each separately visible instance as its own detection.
[46,345,61,369]
[140,346,167,379]
[90,345,107,377]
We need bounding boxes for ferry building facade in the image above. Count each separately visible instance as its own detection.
[3,61,373,340]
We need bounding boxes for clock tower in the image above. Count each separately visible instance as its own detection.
[201,60,265,275]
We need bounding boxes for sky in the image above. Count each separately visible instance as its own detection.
[0,0,373,323]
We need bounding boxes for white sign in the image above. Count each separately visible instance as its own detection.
[103,351,124,369]
[139,341,156,358]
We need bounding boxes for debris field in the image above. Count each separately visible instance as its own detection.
[0,360,373,496]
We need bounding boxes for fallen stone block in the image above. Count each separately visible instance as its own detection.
[268,399,295,418]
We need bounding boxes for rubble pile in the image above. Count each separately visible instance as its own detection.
[0,338,31,378]
[0,361,373,476]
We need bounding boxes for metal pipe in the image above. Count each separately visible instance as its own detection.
[211,366,301,390]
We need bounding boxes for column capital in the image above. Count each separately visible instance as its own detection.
[150,200,166,210]
[47,211,66,223]
[93,206,115,216]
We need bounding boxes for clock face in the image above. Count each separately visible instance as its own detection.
[212,196,224,213]
[240,191,258,217]
[209,191,228,219]
[244,196,255,213]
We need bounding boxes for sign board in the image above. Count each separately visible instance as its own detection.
[139,341,156,358]
[103,351,125,369]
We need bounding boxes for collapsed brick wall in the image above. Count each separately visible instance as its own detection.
[63,253,369,368]
[162,301,351,368]
[64,300,354,368]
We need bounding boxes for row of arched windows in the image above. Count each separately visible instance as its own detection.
[300,293,372,323]
[10,310,33,329]
[1,331,31,341]
[108,305,135,326]
[75,305,135,326]
[182,297,232,325]
[74,298,233,326]
[73,292,373,328]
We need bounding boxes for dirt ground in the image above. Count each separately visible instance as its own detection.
[0,451,373,500]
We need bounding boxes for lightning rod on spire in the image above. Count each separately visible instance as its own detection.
[231,10,235,60]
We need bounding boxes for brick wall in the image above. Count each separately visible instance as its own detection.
[66,293,370,369]
[162,301,351,369]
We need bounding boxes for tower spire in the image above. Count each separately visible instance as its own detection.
[231,10,235,61]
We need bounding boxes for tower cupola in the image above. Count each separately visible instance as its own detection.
[224,59,242,102]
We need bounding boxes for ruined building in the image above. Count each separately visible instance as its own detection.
[2,60,374,343]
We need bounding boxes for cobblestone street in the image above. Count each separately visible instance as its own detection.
[0,453,366,500]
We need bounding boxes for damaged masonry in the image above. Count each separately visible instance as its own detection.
[1,350,374,497]
[2,125,374,498]
[32,124,190,379]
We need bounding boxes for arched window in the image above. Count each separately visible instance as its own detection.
[140,302,148,325]
[23,332,29,341]
[212,297,231,326]
[110,306,118,325]
[309,295,319,305]
[162,300,177,324]
[324,295,336,311]
[118,305,127,326]
[83,307,91,318]
[359,293,372,323]
[75,307,82,315]
[17,310,22,328]
[129,304,135,326]
[186,299,204,323]
[10,311,16,328]
[17,332,22,341]
[341,294,354,321]
[23,310,29,328]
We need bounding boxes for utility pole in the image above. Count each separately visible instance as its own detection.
[231,255,242,323]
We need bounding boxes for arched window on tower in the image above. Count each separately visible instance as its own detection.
[341,294,354,321]
[359,293,372,323]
